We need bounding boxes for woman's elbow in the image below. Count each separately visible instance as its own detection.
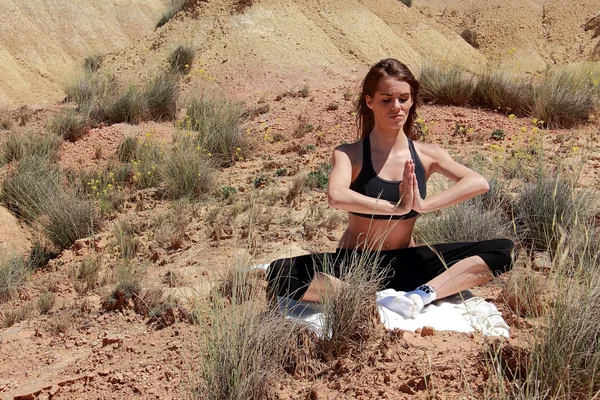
[478,176,490,194]
[327,187,343,209]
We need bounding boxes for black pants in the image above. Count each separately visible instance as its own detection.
[267,239,515,301]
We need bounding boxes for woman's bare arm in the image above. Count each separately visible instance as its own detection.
[412,144,489,214]
[327,144,415,215]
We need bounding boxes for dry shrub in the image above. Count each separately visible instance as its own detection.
[0,130,61,166]
[156,0,185,28]
[500,265,545,318]
[2,303,34,328]
[168,45,195,74]
[37,291,56,315]
[471,69,534,116]
[113,221,140,260]
[0,107,12,130]
[460,28,479,49]
[197,300,305,399]
[152,204,190,250]
[43,190,100,250]
[419,61,475,106]
[162,137,216,199]
[514,173,595,253]
[415,200,512,244]
[49,108,88,141]
[318,250,385,357]
[71,256,100,294]
[0,252,28,304]
[186,89,246,166]
[302,204,343,240]
[145,73,179,121]
[534,65,599,128]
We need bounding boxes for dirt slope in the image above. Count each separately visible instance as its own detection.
[102,0,485,99]
[416,0,600,72]
[0,0,169,106]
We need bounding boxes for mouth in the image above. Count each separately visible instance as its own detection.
[390,114,405,120]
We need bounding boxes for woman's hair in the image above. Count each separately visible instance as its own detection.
[356,58,420,140]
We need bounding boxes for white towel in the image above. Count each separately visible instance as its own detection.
[251,263,510,337]
[278,289,509,338]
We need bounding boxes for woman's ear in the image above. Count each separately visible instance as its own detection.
[365,95,374,110]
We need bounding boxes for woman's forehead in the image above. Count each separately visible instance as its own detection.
[375,78,411,95]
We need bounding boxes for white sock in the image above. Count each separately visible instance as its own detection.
[379,285,436,319]
[404,284,437,305]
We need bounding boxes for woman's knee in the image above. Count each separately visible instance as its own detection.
[483,238,516,275]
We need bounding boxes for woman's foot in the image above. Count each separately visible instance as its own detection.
[379,292,424,318]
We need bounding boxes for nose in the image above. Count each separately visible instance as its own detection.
[392,98,402,110]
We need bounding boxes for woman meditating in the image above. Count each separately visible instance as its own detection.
[267,58,515,318]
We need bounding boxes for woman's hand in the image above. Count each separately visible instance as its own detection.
[398,160,415,215]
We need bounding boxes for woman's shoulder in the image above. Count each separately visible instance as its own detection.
[333,140,363,162]
[413,141,451,159]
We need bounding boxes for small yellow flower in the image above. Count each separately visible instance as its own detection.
[520,127,527,133]
[508,114,516,120]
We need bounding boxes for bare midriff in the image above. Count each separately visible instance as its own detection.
[337,213,417,251]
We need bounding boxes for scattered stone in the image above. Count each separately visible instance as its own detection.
[421,326,435,337]
[398,383,414,395]
[102,335,124,347]
[98,369,112,377]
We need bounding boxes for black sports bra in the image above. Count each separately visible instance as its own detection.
[349,136,427,220]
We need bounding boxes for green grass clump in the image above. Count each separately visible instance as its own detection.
[43,190,100,250]
[50,108,88,141]
[162,139,216,199]
[168,45,195,74]
[186,90,246,166]
[415,200,511,244]
[419,61,475,106]
[318,250,385,356]
[472,69,534,116]
[104,85,147,124]
[0,253,28,304]
[198,267,306,399]
[1,130,61,166]
[144,73,179,121]
[514,173,595,252]
[0,156,61,221]
[533,65,599,128]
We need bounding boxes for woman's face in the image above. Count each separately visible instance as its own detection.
[365,77,413,133]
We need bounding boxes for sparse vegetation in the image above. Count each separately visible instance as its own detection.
[0,130,61,166]
[472,69,534,116]
[534,65,599,128]
[186,90,246,166]
[168,45,195,74]
[83,54,103,73]
[71,256,100,295]
[419,61,475,106]
[460,28,479,49]
[293,115,314,138]
[37,291,56,315]
[514,172,594,252]
[162,138,216,199]
[415,200,511,244]
[144,73,179,121]
[156,0,185,29]
[0,107,12,130]
[50,108,88,141]
[0,252,28,304]
[307,162,332,189]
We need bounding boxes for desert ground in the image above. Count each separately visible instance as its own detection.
[1,1,600,399]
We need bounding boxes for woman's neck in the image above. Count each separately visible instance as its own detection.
[369,127,408,152]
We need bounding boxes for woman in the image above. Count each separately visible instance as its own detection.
[267,58,514,318]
